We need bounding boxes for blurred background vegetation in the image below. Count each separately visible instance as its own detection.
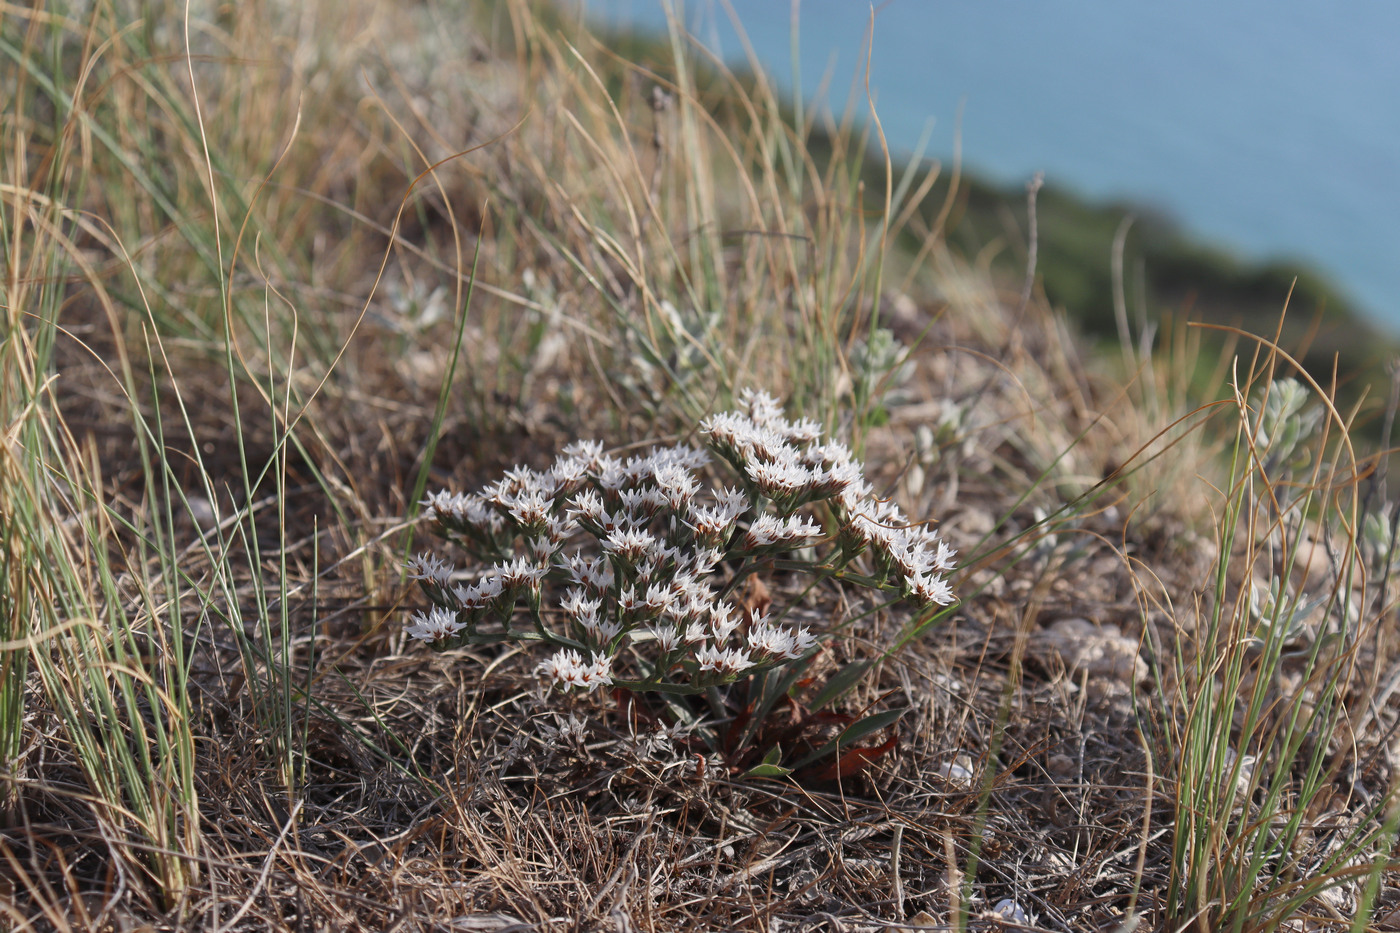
[596,11,1398,429]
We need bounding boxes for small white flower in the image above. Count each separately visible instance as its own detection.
[644,539,681,568]
[603,527,656,562]
[538,649,614,692]
[890,538,939,579]
[934,539,957,572]
[710,603,741,642]
[688,504,731,539]
[404,606,466,643]
[806,457,863,498]
[648,625,683,653]
[563,554,613,592]
[667,572,701,602]
[744,514,783,548]
[490,465,551,502]
[617,586,643,613]
[549,455,590,493]
[506,490,553,530]
[696,644,756,675]
[747,428,798,464]
[495,556,548,588]
[561,438,604,469]
[785,624,817,658]
[475,575,505,601]
[649,443,709,472]
[699,411,747,451]
[664,588,708,625]
[574,602,602,635]
[423,491,505,534]
[623,455,654,483]
[849,513,895,548]
[739,388,785,426]
[909,573,955,606]
[538,648,580,683]
[641,487,672,513]
[419,489,455,513]
[781,416,823,443]
[452,581,488,610]
[804,440,854,466]
[593,456,626,490]
[689,547,724,576]
[652,463,699,510]
[827,457,864,486]
[561,587,600,621]
[644,583,673,614]
[713,486,748,516]
[743,514,822,550]
[406,552,455,588]
[617,488,648,515]
[545,514,576,544]
[689,486,748,541]
[567,489,606,524]
[747,619,793,659]
[873,498,911,525]
[837,478,876,512]
[846,498,906,546]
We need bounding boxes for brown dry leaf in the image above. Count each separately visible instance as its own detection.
[741,573,772,617]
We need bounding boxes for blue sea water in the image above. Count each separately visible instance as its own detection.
[582,0,1400,335]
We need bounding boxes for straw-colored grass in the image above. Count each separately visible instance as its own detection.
[1,1,1396,930]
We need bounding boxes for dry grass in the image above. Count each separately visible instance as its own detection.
[2,1,1398,930]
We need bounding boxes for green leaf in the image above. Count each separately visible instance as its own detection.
[743,762,794,779]
[734,657,813,751]
[739,740,790,780]
[793,707,907,771]
[733,728,789,773]
[807,659,874,712]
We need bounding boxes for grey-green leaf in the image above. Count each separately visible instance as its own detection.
[793,707,907,770]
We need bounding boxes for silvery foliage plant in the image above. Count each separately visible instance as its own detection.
[405,390,956,695]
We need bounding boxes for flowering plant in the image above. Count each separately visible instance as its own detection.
[405,390,956,697]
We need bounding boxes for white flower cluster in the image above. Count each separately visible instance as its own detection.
[406,390,956,694]
[703,390,957,606]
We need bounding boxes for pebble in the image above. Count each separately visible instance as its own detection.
[1035,617,1147,685]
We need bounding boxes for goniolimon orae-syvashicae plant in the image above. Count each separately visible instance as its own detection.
[404,390,958,776]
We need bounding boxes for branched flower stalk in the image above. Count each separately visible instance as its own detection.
[405,391,956,695]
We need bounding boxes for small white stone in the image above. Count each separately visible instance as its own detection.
[1036,617,1147,685]
[990,898,1033,925]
